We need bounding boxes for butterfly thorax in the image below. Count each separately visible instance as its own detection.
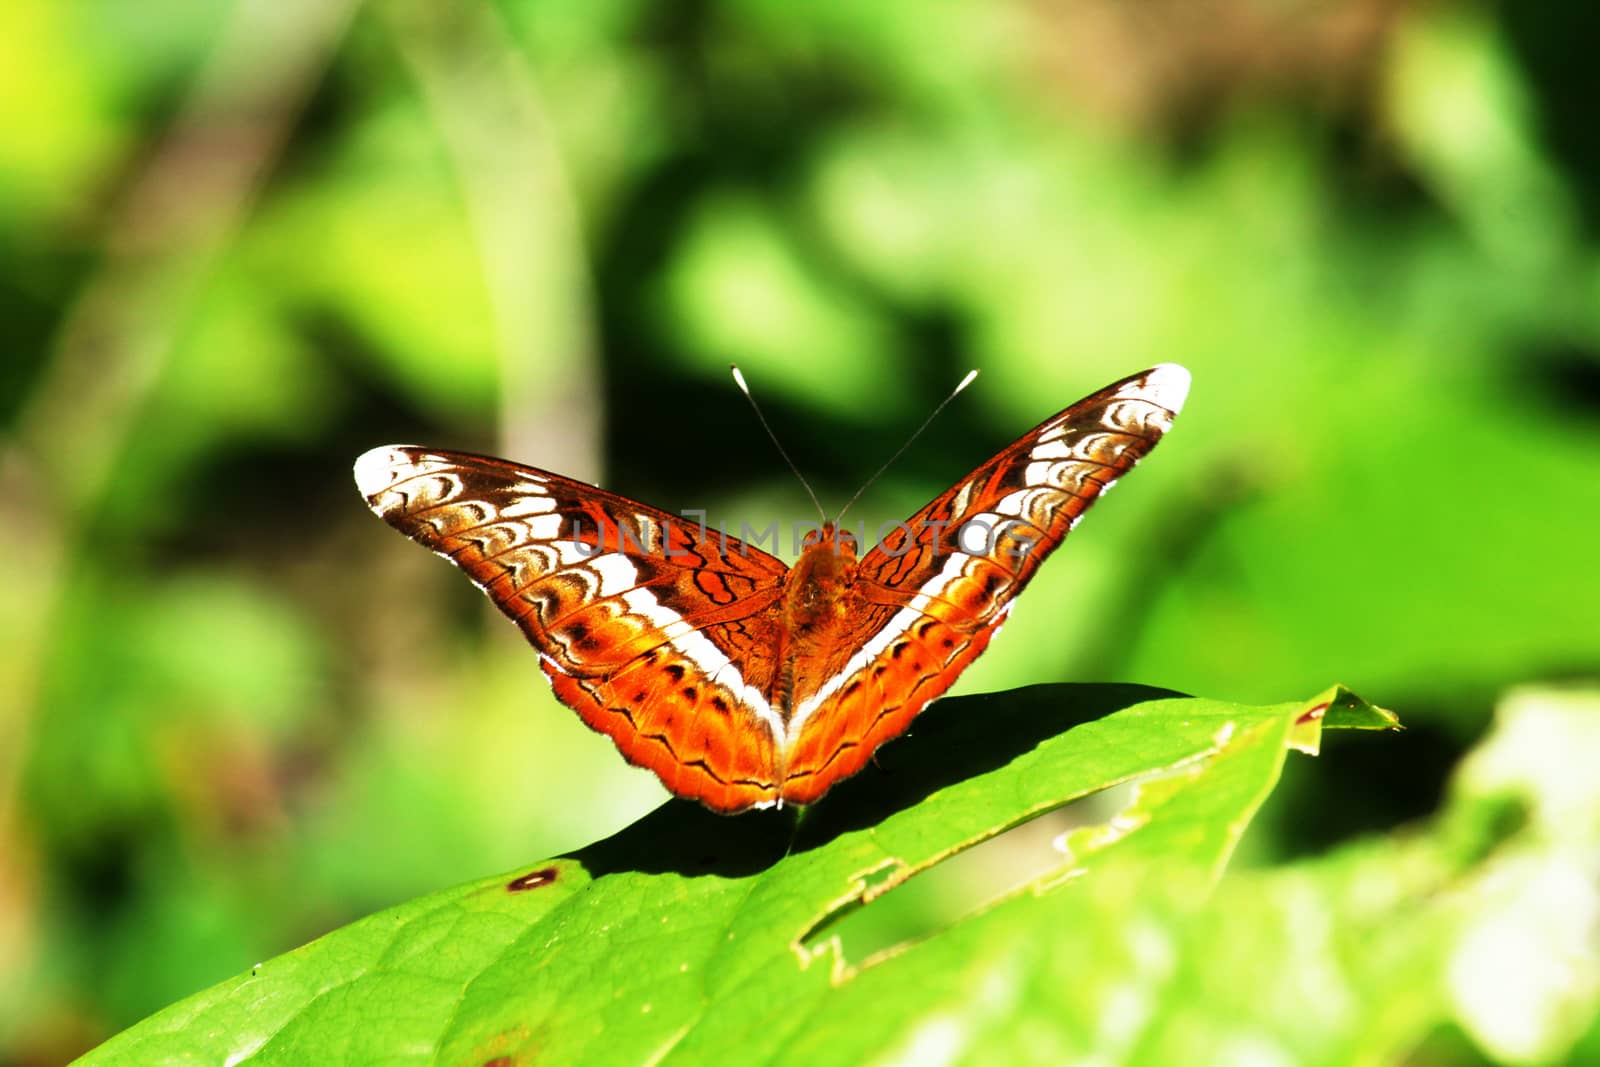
[773,524,864,721]
[783,525,859,632]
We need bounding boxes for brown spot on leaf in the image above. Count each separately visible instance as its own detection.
[507,867,558,892]
[1297,701,1330,725]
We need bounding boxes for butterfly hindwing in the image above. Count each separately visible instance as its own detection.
[540,621,784,810]
[779,601,1008,805]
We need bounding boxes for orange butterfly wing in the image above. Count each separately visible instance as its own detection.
[776,364,1190,804]
[354,447,793,811]
[356,365,1189,814]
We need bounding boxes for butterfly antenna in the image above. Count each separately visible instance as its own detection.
[834,368,978,525]
[730,365,828,525]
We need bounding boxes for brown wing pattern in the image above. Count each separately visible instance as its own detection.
[778,364,1190,802]
[354,446,790,810]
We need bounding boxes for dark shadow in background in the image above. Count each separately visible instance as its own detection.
[1271,713,1463,859]
[1501,0,1600,237]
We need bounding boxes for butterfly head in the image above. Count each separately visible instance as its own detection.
[796,522,859,559]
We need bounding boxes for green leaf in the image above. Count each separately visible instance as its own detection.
[1032,686,1600,1067]
[78,685,1392,1065]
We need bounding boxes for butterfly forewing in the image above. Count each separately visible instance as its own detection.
[858,363,1188,605]
[776,365,1190,802]
[354,447,791,810]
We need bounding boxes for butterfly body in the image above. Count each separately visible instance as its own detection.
[355,365,1189,812]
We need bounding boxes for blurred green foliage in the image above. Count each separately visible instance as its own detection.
[2,0,1598,1063]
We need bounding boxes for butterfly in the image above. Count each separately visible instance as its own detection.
[354,364,1189,813]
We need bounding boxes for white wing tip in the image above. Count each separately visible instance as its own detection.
[353,445,414,499]
[1143,364,1191,413]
